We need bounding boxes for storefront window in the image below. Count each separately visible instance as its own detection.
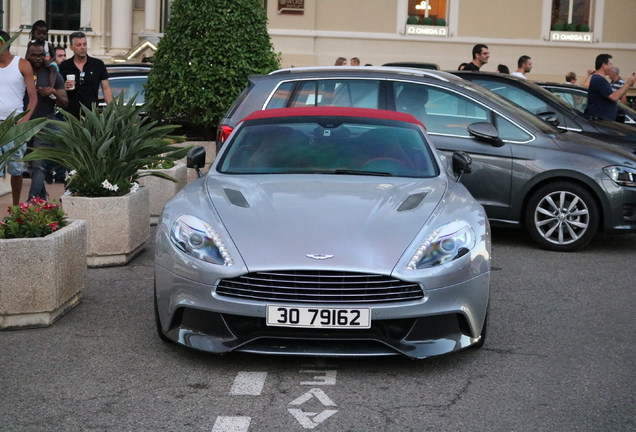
[46,0,81,30]
[408,0,447,23]
[551,0,593,30]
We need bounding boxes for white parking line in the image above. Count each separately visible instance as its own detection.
[230,372,268,395]
[212,416,251,432]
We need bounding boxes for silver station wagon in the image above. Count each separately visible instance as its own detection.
[217,66,636,252]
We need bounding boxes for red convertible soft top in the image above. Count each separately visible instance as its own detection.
[241,106,425,128]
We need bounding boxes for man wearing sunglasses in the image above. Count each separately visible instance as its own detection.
[59,31,112,118]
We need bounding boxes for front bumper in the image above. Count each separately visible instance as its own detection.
[154,265,490,359]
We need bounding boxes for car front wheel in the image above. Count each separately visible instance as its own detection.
[525,182,599,252]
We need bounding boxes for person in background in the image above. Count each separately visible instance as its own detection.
[497,64,510,74]
[565,71,577,84]
[457,63,468,70]
[53,46,67,66]
[23,42,68,200]
[511,55,532,79]
[350,57,360,66]
[608,66,627,103]
[463,44,489,71]
[0,30,38,205]
[59,31,112,118]
[334,57,347,66]
[586,53,636,121]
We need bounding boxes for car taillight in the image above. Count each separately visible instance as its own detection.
[216,126,233,144]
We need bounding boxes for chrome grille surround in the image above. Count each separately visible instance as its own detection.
[216,270,424,304]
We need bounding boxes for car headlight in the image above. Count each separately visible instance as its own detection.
[170,215,233,266]
[604,166,636,187]
[407,220,475,270]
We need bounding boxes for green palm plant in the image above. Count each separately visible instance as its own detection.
[0,111,47,172]
[23,94,191,197]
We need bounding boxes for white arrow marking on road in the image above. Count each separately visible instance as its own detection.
[288,408,338,429]
[288,388,338,429]
[212,416,251,432]
[289,388,337,406]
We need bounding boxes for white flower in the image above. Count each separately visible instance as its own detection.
[101,179,119,192]
[66,170,77,179]
[130,182,140,194]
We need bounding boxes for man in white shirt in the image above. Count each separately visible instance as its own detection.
[0,30,38,205]
[511,55,532,79]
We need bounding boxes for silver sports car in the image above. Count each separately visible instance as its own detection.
[154,107,491,359]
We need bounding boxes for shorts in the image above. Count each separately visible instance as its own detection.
[0,141,27,177]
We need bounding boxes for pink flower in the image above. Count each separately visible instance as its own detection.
[48,222,59,231]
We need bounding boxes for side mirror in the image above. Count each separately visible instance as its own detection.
[187,146,207,178]
[616,109,626,124]
[452,151,472,182]
[467,122,505,147]
[537,111,560,126]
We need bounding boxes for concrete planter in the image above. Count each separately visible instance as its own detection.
[0,219,87,329]
[61,187,150,267]
[138,162,187,225]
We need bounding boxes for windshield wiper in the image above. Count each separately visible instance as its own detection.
[330,169,393,177]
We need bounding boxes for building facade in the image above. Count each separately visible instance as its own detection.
[1,0,635,83]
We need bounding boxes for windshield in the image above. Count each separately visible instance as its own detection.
[218,118,439,178]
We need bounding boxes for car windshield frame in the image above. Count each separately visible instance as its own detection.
[217,116,440,178]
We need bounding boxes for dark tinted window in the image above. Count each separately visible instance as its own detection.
[285,80,380,108]
[219,119,438,178]
[393,82,489,136]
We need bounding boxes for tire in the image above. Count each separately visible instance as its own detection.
[525,181,599,252]
[154,286,172,343]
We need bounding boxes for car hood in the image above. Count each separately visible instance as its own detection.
[205,175,446,272]
[554,130,636,164]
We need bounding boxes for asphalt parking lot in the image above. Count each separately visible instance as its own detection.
[1,228,636,431]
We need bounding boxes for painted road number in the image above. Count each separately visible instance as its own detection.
[266,306,371,329]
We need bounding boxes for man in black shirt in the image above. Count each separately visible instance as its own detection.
[59,31,112,118]
[463,44,490,71]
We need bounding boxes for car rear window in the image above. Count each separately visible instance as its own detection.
[266,80,381,110]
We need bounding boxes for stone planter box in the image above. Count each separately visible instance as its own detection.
[0,219,87,329]
[61,187,150,267]
[138,162,187,225]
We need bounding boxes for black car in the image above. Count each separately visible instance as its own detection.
[98,63,151,107]
[535,81,636,127]
[383,62,440,70]
[215,66,636,251]
[451,71,636,152]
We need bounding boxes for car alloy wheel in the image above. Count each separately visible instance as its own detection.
[525,182,599,252]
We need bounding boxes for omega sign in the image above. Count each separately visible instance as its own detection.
[405,25,448,37]
[550,31,593,43]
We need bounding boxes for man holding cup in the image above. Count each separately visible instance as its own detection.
[59,31,112,118]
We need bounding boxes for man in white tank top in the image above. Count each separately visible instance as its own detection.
[0,31,38,205]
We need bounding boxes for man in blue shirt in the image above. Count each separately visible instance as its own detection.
[586,54,636,121]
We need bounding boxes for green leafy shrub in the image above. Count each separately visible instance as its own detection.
[0,197,67,239]
[23,94,190,197]
[0,111,47,171]
[435,18,446,26]
[578,23,590,32]
[551,21,564,31]
[407,15,419,25]
[145,0,280,133]
[565,23,577,31]
[422,17,433,25]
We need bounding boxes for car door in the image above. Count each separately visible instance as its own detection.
[389,81,515,220]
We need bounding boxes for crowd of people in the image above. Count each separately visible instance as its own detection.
[0,21,112,205]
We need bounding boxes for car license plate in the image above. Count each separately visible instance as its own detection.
[266,305,371,329]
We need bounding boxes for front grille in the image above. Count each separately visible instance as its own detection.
[216,270,424,304]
